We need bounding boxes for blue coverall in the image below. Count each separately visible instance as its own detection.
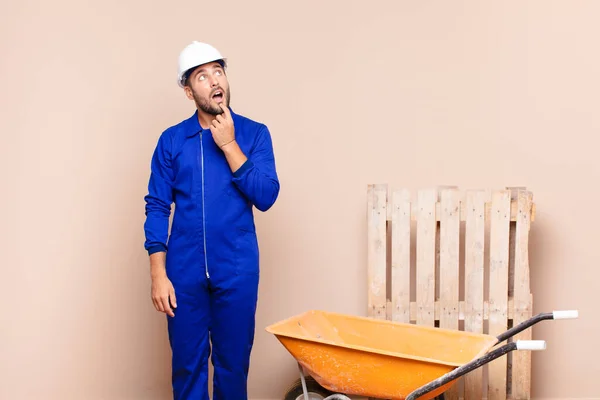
[143,108,280,400]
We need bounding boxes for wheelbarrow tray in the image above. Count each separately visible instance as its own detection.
[266,310,499,400]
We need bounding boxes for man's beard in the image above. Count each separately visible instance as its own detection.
[193,87,231,115]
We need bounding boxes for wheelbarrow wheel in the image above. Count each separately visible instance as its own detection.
[283,375,335,400]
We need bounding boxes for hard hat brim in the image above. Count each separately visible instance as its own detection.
[177,58,227,88]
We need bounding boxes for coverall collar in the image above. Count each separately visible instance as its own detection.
[184,108,237,137]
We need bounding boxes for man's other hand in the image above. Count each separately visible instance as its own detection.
[151,273,177,317]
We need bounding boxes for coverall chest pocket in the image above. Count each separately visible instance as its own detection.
[235,229,259,276]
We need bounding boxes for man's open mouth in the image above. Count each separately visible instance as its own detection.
[212,90,224,102]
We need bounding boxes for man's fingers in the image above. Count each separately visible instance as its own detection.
[151,293,161,311]
[161,296,174,317]
[169,287,177,309]
[155,296,164,312]
[220,103,231,119]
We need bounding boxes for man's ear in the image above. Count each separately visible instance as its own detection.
[183,86,194,100]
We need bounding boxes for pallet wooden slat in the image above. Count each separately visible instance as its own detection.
[385,199,535,223]
[512,190,534,399]
[366,184,536,400]
[416,189,437,326]
[463,190,486,400]
[367,184,387,319]
[488,190,511,400]
[406,297,519,321]
[391,189,411,323]
[439,188,461,330]
[438,188,461,400]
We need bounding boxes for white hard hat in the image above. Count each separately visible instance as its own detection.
[177,41,227,87]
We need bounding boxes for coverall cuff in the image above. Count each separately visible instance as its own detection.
[233,159,253,178]
[147,244,167,255]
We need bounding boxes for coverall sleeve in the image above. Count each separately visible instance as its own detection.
[232,124,280,212]
[143,132,175,255]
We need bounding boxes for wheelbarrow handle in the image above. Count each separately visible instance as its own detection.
[405,340,546,400]
[407,310,578,400]
[553,310,579,319]
[495,309,579,344]
[516,340,547,351]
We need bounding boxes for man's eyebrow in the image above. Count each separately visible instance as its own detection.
[194,64,222,75]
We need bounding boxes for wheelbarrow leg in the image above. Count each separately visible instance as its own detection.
[297,362,351,400]
[297,362,310,400]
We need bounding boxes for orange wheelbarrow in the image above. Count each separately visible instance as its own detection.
[265,309,578,400]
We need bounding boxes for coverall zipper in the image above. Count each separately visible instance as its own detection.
[200,132,210,279]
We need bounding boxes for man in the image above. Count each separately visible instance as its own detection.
[143,41,280,400]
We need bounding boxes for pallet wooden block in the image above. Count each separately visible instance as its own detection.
[367,184,536,400]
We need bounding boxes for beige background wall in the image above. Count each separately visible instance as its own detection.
[1,1,598,399]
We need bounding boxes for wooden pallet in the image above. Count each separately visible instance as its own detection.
[367,184,536,400]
